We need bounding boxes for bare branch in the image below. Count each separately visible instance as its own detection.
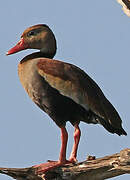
[117,0,130,16]
[0,148,130,180]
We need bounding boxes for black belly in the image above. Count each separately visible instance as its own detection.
[32,77,89,127]
[48,92,89,127]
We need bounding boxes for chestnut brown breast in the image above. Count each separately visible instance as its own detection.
[17,55,127,135]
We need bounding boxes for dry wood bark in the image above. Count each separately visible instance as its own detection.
[117,0,130,16]
[0,148,130,180]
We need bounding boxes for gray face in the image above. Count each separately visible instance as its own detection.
[21,25,57,55]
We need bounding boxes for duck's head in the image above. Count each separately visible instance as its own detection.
[7,24,57,58]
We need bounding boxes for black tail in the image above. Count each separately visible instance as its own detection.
[98,117,127,136]
[83,110,127,136]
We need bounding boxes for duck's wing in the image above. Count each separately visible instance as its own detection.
[37,58,124,131]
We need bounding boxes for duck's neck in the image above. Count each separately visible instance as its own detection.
[20,51,56,64]
[39,51,56,58]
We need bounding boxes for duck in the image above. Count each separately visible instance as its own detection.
[7,24,127,172]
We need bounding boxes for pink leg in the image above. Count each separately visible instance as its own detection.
[69,124,81,162]
[59,126,68,163]
[34,127,69,173]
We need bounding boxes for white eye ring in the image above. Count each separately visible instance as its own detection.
[27,30,36,37]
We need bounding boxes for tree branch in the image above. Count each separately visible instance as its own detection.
[117,0,130,16]
[0,148,130,180]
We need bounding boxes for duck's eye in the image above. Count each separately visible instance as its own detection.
[27,30,39,37]
[27,28,42,37]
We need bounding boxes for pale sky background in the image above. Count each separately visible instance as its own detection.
[0,1,130,179]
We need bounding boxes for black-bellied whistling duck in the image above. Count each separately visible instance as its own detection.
[7,24,127,172]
